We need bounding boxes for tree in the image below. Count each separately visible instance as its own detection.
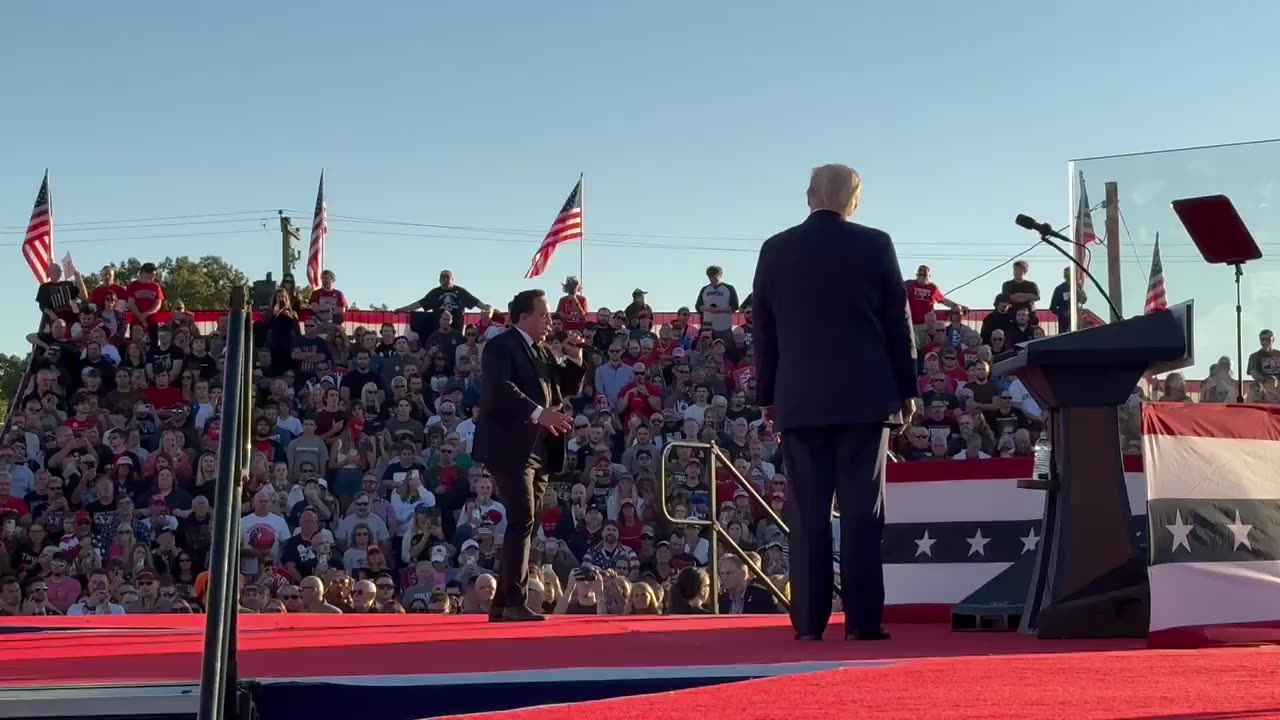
[0,353,27,427]
[84,256,250,310]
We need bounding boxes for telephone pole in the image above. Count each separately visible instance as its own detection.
[1104,182,1122,321]
[279,211,301,278]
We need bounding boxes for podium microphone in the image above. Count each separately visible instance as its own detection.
[1014,213,1123,322]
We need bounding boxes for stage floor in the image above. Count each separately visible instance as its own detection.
[0,614,1142,689]
[19,615,1273,719]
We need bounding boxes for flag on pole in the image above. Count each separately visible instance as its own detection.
[1073,171,1099,273]
[1142,403,1280,648]
[525,177,583,279]
[22,173,54,284]
[1075,172,1099,246]
[307,172,328,289]
[1144,233,1167,314]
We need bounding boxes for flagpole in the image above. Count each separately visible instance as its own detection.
[578,173,585,286]
[1070,170,1084,332]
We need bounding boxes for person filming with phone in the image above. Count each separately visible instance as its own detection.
[472,289,587,622]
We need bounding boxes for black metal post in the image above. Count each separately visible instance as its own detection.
[198,287,250,720]
[1235,264,1245,403]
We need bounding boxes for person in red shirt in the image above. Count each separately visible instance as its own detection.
[89,266,127,312]
[126,262,166,331]
[0,476,30,520]
[308,270,348,323]
[617,362,662,425]
[144,372,185,412]
[555,276,589,331]
[63,393,105,437]
[904,265,966,349]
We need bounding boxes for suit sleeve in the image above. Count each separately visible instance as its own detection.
[555,358,587,398]
[752,243,778,408]
[480,334,541,423]
[880,236,919,400]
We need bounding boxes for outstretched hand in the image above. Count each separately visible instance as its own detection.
[537,409,574,435]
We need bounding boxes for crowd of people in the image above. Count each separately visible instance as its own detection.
[0,256,1247,616]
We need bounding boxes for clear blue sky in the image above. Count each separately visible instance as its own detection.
[2,1,1278,375]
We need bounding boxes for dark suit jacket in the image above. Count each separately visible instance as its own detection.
[751,210,917,430]
[719,583,782,614]
[472,328,587,476]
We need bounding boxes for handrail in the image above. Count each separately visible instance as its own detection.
[658,439,791,613]
[0,318,47,444]
[198,286,253,720]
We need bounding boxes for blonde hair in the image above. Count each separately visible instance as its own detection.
[807,164,862,217]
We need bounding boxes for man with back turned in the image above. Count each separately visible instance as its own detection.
[752,164,918,641]
[472,289,586,622]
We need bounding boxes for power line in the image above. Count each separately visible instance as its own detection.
[0,216,274,236]
[0,209,277,231]
[0,228,267,248]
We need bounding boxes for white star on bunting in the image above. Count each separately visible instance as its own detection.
[1166,510,1193,553]
[967,529,991,557]
[1020,527,1040,554]
[1226,510,1253,550]
[914,530,937,557]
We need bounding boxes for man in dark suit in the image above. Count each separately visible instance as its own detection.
[472,289,586,622]
[752,164,918,641]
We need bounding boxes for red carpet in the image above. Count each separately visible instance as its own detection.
[2,615,1276,719]
[0,615,1137,687]
[453,645,1280,720]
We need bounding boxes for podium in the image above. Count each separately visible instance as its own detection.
[992,302,1194,638]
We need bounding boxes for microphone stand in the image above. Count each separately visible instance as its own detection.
[1234,263,1245,403]
[1034,230,1123,324]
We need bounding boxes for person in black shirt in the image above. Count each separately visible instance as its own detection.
[341,350,385,406]
[146,327,185,385]
[1047,267,1086,332]
[1000,260,1040,316]
[979,294,1016,345]
[985,392,1029,437]
[394,270,491,332]
[35,264,84,330]
[920,374,961,412]
[423,311,464,374]
[185,337,219,381]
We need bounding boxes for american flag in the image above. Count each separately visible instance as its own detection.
[22,173,54,284]
[525,177,583,280]
[1145,233,1167,315]
[1076,171,1099,245]
[1074,171,1099,271]
[307,171,328,288]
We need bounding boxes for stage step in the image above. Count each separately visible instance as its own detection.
[950,606,1022,632]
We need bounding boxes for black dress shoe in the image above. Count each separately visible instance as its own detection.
[492,605,547,622]
[794,633,824,642]
[845,627,892,641]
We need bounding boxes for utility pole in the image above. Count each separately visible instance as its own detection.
[1105,182,1122,321]
[279,211,301,278]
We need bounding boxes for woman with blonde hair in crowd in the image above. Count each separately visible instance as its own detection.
[625,581,661,615]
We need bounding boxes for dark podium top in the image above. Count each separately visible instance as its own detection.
[994,301,1195,409]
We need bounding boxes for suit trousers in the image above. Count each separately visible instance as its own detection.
[781,423,889,636]
[490,459,547,613]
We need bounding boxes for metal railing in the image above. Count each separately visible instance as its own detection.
[0,319,47,442]
[658,440,792,613]
[198,286,255,720]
